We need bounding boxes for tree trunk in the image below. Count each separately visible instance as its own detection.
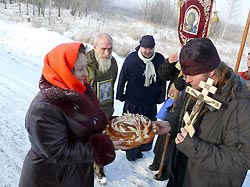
[4,0,6,9]
[41,0,45,17]
[26,0,29,15]
[49,0,52,25]
[66,1,69,10]
[78,1,83,17]
[58,0,61,17]
[32,0,35,15]
[18,0,21,13]
[38,0,41,16]
[70,1,78,16]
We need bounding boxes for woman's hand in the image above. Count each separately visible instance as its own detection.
[175,127,188,144]
[152,121,171,135]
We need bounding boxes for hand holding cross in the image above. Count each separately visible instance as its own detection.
[183,78,222,137]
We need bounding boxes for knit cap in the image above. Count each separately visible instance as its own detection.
[140,35,155,48]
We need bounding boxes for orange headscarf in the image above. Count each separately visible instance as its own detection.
[42,42,86,94]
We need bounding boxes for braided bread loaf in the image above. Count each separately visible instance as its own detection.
[104,113,158,148]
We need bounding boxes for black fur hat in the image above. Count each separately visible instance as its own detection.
[180,38,221,75]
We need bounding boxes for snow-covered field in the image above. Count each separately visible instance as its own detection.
[1,18,250,187]
[0,19,167,187]
[0,2,250,186]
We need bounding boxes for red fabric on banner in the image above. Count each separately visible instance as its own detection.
[178,0,213,46]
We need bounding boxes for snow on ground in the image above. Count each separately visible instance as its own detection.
[0,20,167,187]
[0,14,250,187]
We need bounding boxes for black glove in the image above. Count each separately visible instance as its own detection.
[174,77,186,91]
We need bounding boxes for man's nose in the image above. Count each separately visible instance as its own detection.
[104,49,110,56]
[185,76,192,83]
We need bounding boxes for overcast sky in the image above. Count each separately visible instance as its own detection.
[113,0,250,26]
[217,0,250,26]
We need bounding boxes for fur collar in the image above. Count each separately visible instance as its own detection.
[39,76,108,132]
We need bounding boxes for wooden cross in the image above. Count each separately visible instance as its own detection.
[183,78,222,137]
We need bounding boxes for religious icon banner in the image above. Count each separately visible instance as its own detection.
[97,79,113,104]
[178,0,213,46]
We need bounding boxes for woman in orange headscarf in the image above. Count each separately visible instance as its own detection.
[19,42,125,187]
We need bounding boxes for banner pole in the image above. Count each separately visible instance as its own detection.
[234,9,250,72]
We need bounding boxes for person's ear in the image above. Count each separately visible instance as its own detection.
[209,70,215,77]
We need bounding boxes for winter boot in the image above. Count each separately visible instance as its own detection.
[148,158,160,171]
[153,166,170,181]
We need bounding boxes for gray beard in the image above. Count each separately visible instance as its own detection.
[96,55,112,73]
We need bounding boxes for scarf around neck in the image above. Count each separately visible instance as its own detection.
[138,49,156,87]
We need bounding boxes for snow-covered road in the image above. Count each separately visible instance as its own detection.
[0,19,249,187]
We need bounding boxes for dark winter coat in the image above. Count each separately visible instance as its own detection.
[87,49,118,117]
[165,67,250,187]
[158,58,180,93]
[116,50,166,120]
[152,58,180,168]
[19,77,115,187]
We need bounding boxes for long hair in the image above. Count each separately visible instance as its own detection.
[214,61,232,89]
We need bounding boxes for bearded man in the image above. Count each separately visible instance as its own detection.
[86,33,118,184]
